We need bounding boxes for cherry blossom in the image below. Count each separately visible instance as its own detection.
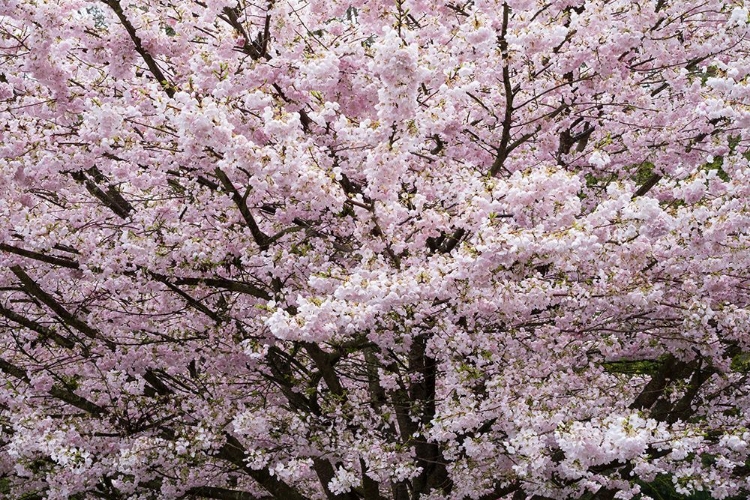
[0,0,749,499]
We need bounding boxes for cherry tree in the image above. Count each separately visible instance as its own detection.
[0,0,749,498]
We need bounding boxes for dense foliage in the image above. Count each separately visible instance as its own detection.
[1,0,749,499]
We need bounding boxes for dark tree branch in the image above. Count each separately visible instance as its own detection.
[629,354,690,412]
[70,170,133,219]
[218,435,313,500]
[312,458,360,500]
[474,480,519,500]
[490,3,515,178]
[10,265,110,345]
[0,357,106,415]
[101,0,175,97]
[0,243,80,269]
[172,276,272,301]
[150,272,224,323]
[186,486,272,500]
[632,173,662,198]
[0,302,76,349]
[214,168,270,250]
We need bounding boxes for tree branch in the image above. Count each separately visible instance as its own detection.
[0,357,106,415]
[214,168,270,250]
[0,243,80,269]
[217,435,312,500]
[0,302,76,349]
[186,486,272,500]
[632,173,661,198]
[490,3,515,178]
[10,265,110,345]
[100,0,175,97]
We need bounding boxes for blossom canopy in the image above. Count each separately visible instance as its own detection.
[0,0,750,499]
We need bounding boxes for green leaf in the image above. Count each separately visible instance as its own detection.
[602,358,663,375]
[731,352,750,373]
